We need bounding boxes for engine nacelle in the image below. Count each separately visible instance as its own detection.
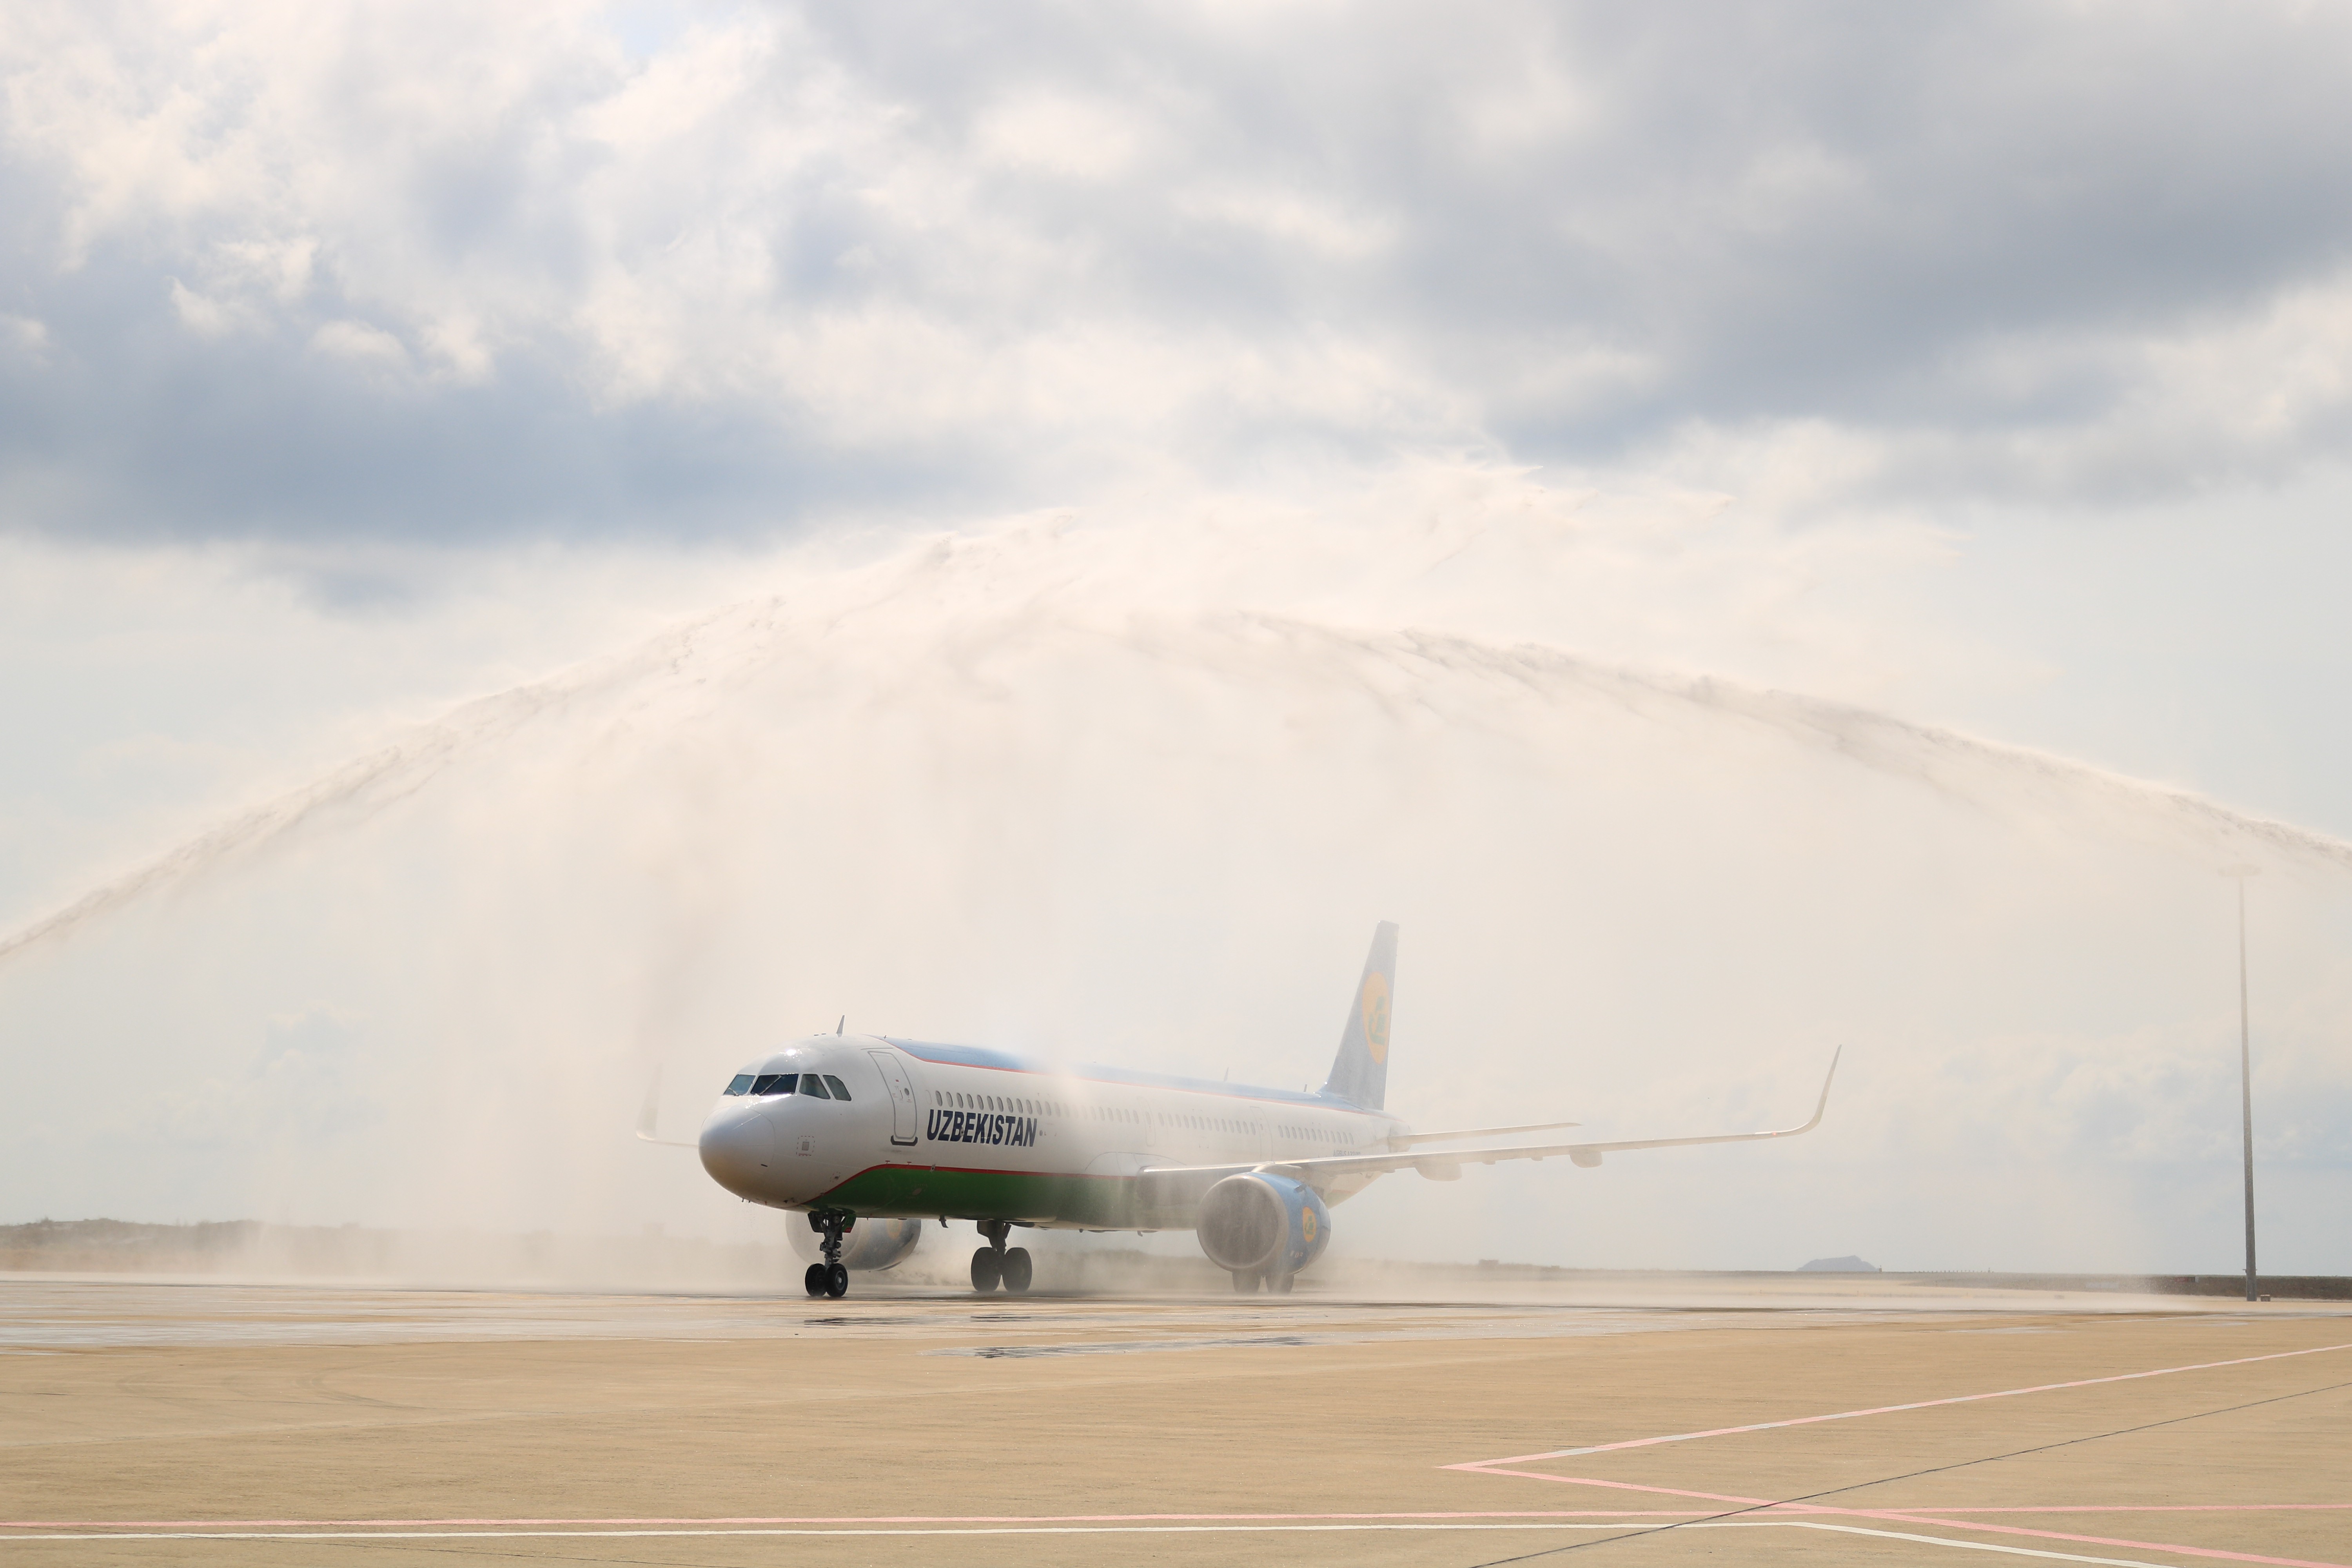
[1195,1173,1331,1278]
[788,1215,923,1271]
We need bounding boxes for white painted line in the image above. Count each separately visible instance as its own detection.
[0,1518,2197,1563]
[0,1524,1670,1541]
[0,1510,1696,1529]
[1462,1340,2352,1465]
[14,1504,2341,1532]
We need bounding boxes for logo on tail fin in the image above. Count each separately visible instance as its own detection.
[1360,973,1392,1064]
[1323,921,1398,1110]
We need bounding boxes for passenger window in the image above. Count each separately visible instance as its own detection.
[824,1074,851,1101]
[726,1074,754,1096]
[800,1074,831,1100]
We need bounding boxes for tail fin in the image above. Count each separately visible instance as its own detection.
[1321,922,1397,1109]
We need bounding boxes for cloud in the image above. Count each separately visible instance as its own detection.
[0,312,47,361]
[309,318,410,369]
[4,0,2352,541]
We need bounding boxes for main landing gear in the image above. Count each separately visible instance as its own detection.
[1230,1270,1294,1294]
[803,1211,851,1299]
[969,1219,1033,1295]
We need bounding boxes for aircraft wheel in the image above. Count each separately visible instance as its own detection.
[1001,1247,1033,1294]
[826,1262,849,1299]
[1231,1270,1258,1293]
[804,1263,828,1298]
[970,1247,1003,1292]
[1271,1272,1294,1294]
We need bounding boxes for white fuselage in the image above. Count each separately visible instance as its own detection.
[697,1034,1404,1229]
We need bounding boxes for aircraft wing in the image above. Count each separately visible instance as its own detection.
[1386,1119,1580,1148]
[1144,1049,1839,1192]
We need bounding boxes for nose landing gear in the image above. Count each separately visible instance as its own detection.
[969,1219,1033,1295]
[803,1211,852,1299]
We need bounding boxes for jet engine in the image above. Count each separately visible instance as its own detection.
[788,1215,923,1271]
[1195,1172,1330,1285]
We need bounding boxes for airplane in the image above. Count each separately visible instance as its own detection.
[646,923,1838,1299]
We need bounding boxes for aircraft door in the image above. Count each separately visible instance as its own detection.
[866,1049,920,1146]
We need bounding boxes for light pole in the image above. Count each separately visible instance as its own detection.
[2221,865,2260,1303]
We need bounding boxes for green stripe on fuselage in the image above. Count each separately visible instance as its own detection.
[815,1163,1141,1229]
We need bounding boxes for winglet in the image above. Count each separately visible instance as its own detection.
[635,1062,699,1148]
[636,1063,661,1140]
[1800,1045,1842,1135]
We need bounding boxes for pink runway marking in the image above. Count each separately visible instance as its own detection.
[1449,1340,2352,1567]
[1909,1508,2352,1518]
[1460,1339,2352,1467]
[1465,1470,2352,1568]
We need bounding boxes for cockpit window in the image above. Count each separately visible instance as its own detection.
[823,1074,851,1101]
[725,1074,754,1096]
[799,1073,831,1100]
[751,1073,797,1096]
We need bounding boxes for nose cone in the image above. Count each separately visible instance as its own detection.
[699,1107,777,1198]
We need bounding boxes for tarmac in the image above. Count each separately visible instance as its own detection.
[4,1271,2350,1567]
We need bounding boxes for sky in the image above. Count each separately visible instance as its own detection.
[4,0,2351,1276]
